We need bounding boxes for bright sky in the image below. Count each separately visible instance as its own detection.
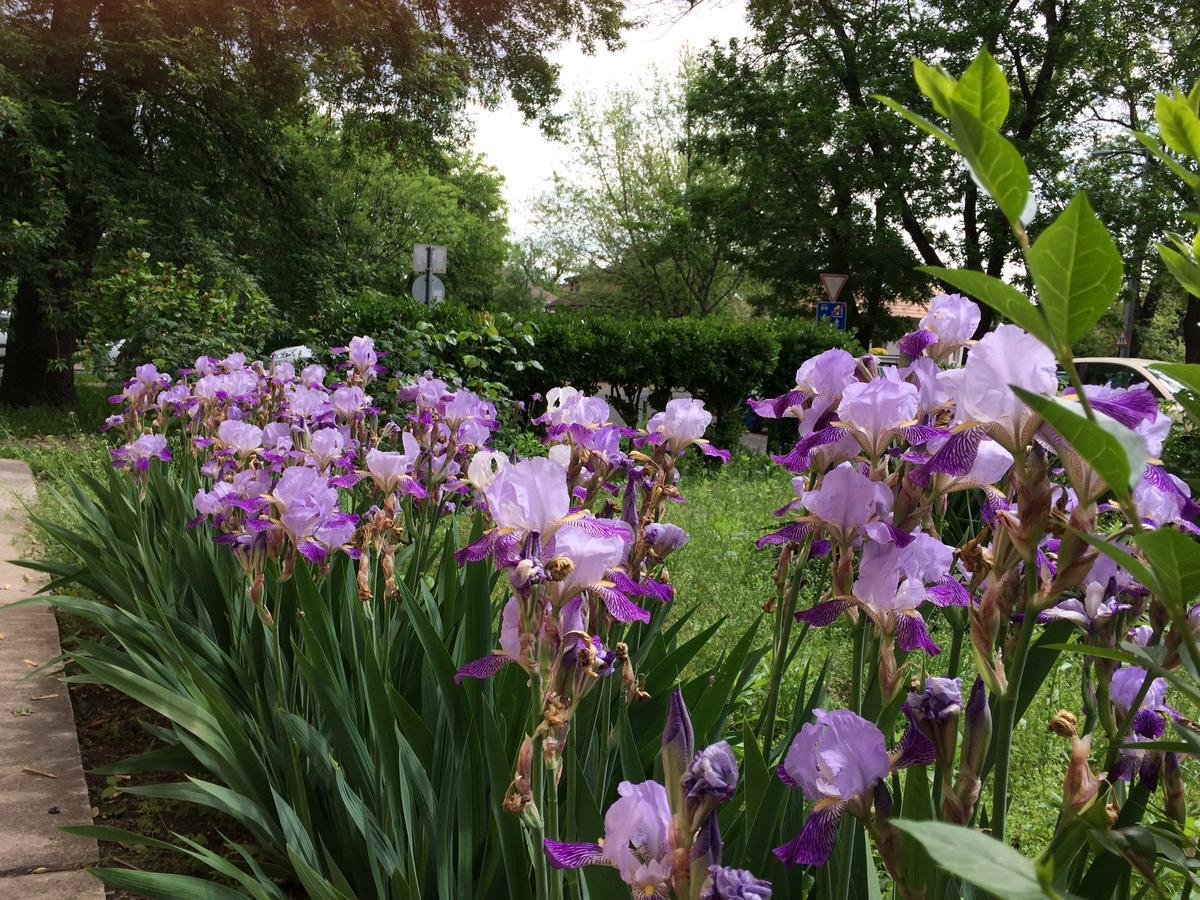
[468,0,752,238]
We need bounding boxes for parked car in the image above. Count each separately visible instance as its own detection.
[1066,357,1187,399]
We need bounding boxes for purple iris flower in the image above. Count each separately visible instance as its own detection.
[796,529,962,654]
[455,596,538,681]
[1039,581,1130,633]
[1135,465,1200,533]
[918,293,980,363]
[219,417,266,453]
[835,377,928,458]
[773,709,891,866]
[271,465,357,562]
[643,398,730,461]
[902,676,961,764]
[701,866,772,899]
[1126,624,1153,646]
[644,522,690,559]
[795,461,892,546]
[346,336,378,374]
[545,780,674,896]
[330,385,370,419]
[397,372,450,409]
[536,386,611,428]
[484,456,571,535]
[307,427,346,471]
[286,385,332,420]
[364,434,423,495]
[1110,666,1172,739]
[683,740,740,804]
[112,434,172,472]
[936,324,1058,454]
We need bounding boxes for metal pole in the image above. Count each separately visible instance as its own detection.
[425,245,433,306]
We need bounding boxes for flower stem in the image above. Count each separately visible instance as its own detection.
[991,606,1038,843]
[759,546,806,757]
[529,673,548,900]
[851,618,867,715]
[545,757,562,900]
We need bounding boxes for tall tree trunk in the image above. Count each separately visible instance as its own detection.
[1185,293,1200,364]
[2,278,78,406]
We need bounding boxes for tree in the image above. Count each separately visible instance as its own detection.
[688,0,1199,348]
[531,57,745,318]
[0,0,622,405]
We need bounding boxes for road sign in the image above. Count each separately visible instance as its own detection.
[820,272,848,303]
[1116,328,1130,348]
[412,243,448,274]
[817,301,847,331]
[412,273,446,305]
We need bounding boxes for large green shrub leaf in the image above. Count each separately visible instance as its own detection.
[918,266,1050,344]
[1027,193,1124,347]
[1156,91,1200,160]
[892,820,1052,900]
[954,48,1009,130]
[949,101,1030,226]
[1011,388,1147,501]
[1132,529,1200,615]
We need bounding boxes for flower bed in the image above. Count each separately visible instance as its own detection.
[24,47,1200,900]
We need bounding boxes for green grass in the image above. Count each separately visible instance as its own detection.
[0,377,112,551]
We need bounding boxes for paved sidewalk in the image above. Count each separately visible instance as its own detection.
[0,460,103,898]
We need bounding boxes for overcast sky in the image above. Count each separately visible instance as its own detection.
[468,0,752,238]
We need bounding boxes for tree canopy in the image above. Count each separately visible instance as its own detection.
[0,0,623,404]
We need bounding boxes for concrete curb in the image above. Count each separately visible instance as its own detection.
[0,460,103,898]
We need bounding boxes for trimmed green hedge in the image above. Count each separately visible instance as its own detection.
[297,292,862,448]
[509,312,861,448]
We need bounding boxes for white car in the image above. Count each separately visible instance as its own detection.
[1072,357,1186,400]
[271,345,315,365]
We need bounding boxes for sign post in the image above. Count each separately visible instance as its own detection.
[817,272,849,330]
[411,243,448,305]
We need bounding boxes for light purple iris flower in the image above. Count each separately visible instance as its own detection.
[271,465,357,562]
[913,293,981,363]
[644,398,730,462]
[749,348,858,432]
[262,422,294,452]
[798,462,892,545]
[537,387,611,428]
[545,780,674,897]
[219,417,266,453]
[834,377,936,458]
[773,709,891,866]
[937,324,1058,454]
[701,866,772,899]
[397,372,450,409]
[644,522,690,559]
[113,434,172,472]
[307,428,346,470]
[346,336,378,373]
[364,433,423,495]
[796,529,963,654]
[1110,666,1171,739]
[1039,581,1130,633]
[454,596,537,681]
[547,520,651,622]
[683,740,740,804]
[286,385,332,419]
[330,385,370,419]
[1135,465,1200,533]
[484,456,571,535]
[1126,624,1153,646]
